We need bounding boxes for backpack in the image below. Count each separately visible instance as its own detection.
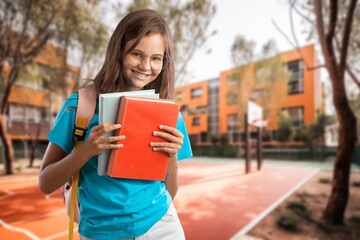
[62,86,97,240]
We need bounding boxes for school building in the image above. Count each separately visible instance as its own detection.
[3,44,79,158]
[175,44,324,146]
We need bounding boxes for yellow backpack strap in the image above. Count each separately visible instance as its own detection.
[69,86,97,240]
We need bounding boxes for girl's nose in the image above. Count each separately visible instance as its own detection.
[138,57,151,70]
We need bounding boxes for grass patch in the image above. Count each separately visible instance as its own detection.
[319,178,331,184]
[316,220,333,231]
[287,201,312,219]
[277,213,300,232]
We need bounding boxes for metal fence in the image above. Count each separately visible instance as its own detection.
[191,144,360,165]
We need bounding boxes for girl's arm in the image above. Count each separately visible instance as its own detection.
[150,125,184,199]
[39,123,124,194]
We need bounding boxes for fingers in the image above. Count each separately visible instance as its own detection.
[150,125,184,157]
[85,123,125,155]
[91,123,122,138]
[158,125,184,138]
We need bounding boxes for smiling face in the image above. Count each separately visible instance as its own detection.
[122,33,166,91]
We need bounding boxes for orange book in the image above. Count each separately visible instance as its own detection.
[107,96,180,180]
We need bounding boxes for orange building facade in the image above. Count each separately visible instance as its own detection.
[4,44,79,154]
[175,44,323,144]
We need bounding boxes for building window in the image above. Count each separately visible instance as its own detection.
[191,88,202,98]
[287,60,303,94]
[227,114,239,131]
[250,89,265,100]
[192,117,200,126]
[227,74,238,85]
[227,92,238,105]
[284,106,304,128]
[175,92,183,101]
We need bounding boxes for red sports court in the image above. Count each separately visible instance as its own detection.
[0,159,317,240]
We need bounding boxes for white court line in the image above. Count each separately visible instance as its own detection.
[11,209,66,225]
[0,219,41,240]
[0,176,38,184]
[0,190,14,201]
[230,168,319,240]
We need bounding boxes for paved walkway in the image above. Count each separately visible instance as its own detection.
[0,158,338,240]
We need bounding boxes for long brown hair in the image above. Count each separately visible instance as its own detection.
[93,9,174,99]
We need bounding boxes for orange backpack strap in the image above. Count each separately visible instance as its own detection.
[69,86,97,240]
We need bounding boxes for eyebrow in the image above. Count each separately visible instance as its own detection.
[131,48,165,57]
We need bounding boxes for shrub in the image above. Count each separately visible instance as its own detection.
[319,178,331,184]
[277,213,300,231]
[287,201,311,219]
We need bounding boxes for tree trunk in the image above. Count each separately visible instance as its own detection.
[29,121,41,168]
[323,75,358,224]
[0,115,14,175]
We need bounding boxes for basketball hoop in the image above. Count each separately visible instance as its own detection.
[252,119,268,128]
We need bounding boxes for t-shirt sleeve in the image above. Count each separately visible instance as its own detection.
[176,113,193,160]
[47,94,77,154]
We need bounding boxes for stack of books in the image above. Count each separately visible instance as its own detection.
[98,90,180,181]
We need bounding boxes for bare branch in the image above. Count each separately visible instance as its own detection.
[24,3,59,51]
[346,64,360,89]
[288,0,315,27]
[314,0,338,76]
[271,19,296,48]
[14,0,33,60]
[327,0,338,43]
[338,0,358,75]
[272,18,323,71]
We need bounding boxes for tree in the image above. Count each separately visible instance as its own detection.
[0,0,108,174]
[230,36,290,130]
[348,93,360,143]
[287,0,358,224]
[277,112,294,142]
[55,0,108,92]
[121,0,217,86]
[0,0,60,174]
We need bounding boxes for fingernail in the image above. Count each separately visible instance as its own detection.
[150,142,155,146]
[115,124,121,128]
[153,131,158,136]
[159,125,164,129]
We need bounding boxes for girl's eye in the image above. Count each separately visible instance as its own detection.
[132,52,142,58]
[152,56,162,62]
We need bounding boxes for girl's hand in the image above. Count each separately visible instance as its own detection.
[83,123,125,157]
[150,125,184,157]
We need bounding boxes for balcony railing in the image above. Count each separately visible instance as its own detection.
[6,120,51,140]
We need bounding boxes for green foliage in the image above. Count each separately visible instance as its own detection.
[316,220,333,231]
[230,37,290,129]
[349,93,360,143]
[219,134,229,146]
[277,112,294,142]
[277,213,300,231]
[191,145,237,158]
[287,201,312,219]
[319,178,331,184]
[210,135,219,145]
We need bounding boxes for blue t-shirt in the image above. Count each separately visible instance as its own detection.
[47,93,192,239]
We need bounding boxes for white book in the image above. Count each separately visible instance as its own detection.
[98,89,159,175]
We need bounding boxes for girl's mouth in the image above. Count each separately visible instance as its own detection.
[132,69,149,78]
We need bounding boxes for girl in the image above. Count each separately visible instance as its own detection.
[39,9,192,240]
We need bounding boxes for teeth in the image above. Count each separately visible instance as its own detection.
[133,70,147,77]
